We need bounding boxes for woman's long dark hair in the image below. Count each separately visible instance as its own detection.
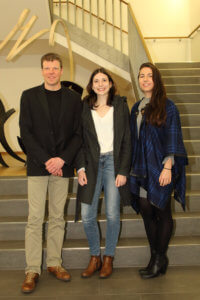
[85,68,116,109]
[139,62,167,126]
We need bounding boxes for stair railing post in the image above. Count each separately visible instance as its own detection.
[120,0,123,52]
[97,0,99,40]
[48,0,53,23]
[58,0,61,17]
[89,0,92,34]
[67,0,69,21]
[74,0,77,26]
[82,0,84,31]
[105,0,107,44]
[112,0,115,48]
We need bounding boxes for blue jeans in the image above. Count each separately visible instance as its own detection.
[81,153,120,257]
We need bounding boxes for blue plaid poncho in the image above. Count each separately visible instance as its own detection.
[130,99,188,213]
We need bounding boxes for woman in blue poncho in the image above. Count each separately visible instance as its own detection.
[130,62,188,279]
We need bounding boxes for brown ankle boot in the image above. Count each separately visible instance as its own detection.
[81,255,102,278]
[99,255,113,279]
[21,272,39,293]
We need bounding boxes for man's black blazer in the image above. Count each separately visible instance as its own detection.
[19,84,82,177]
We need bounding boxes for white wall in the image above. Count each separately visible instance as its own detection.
[146,39,191,63]
[191,32,200,61]
[129,0,191,36]
[190,0,200,29]
[190,0,200,61]
[0,0,51,40]
[0,55,43,152]
[129,0,199,62]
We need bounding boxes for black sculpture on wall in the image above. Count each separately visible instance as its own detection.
[61,81,83,96]
[0,99,25,167]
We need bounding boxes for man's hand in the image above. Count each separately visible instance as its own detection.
[45,157,65,174]
[51,169,63,177]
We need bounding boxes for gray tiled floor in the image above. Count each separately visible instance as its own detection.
[0,267,200,299]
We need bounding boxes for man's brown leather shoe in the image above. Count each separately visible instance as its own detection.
[48,266,71,282]
[81,255,102,278]
[99,255,113,279]
[21,272,39,293]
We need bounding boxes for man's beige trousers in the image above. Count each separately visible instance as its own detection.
[25,175,69,274]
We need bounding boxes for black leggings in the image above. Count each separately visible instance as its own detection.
[138,197,173,255]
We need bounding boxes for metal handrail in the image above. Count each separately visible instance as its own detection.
[53,1,200,41]
[53,0,128,5]
[53,0,128,34]
[48,0,53,22]
[144,24,200,39]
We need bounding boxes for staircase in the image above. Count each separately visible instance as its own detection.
[0,62,200,270]
[159,62,200,218]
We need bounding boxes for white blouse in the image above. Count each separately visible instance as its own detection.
[91,107,114,154]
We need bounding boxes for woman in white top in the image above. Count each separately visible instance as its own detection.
[76,68,132,279]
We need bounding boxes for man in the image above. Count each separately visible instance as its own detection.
[19,53,82,293]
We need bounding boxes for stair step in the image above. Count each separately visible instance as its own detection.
[1,173,200,198]
[182,127,200,140]
[186,156,200,172]
[0,195,28,217]
[0,176,78,196]
[186,173,200,191]
[156,62,200,69]
[163,76,200,85]
[0,193,102,217]
[0,236,200,269]
[184,191,200,212]
[166,84,200,93]
[168,93,200,103]
[176,103,200,114]
[0,190,200,217]
[62,235,200,267]
[0,177,27,195]
[184,140,200,155]
[161,69,200,77]
[1,212,200,241]
[124,191,200,213]
[180,115,200,126]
